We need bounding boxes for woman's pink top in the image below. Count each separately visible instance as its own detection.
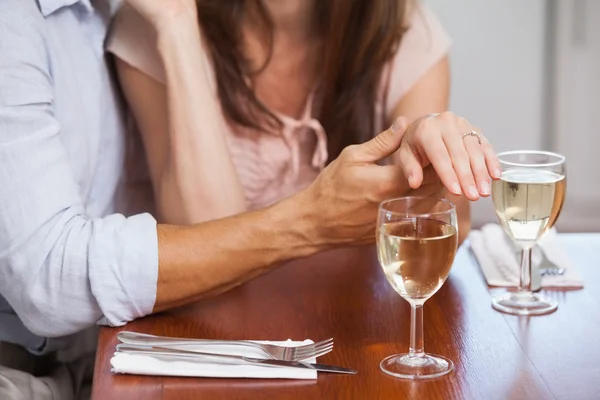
[106,4,451,211]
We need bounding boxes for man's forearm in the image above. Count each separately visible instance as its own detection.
[153,196,322,312]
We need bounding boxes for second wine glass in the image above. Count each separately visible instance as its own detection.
[491,150,566,315]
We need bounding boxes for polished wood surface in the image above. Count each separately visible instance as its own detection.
[92,234,600,400]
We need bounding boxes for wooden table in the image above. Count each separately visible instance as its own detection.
[92,234,600,400]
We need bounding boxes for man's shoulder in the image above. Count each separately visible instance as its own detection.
[0,0,47,50]
[0,0,45,27]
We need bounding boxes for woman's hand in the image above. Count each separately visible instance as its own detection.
[124,0,197,28]
[394,112,501,201]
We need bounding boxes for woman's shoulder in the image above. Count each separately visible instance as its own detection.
[401,3,452,56]
[105,4,166,83]
[384,3,452,111]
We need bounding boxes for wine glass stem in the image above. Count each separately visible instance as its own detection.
[409,304,424,357]
[518,247,533,293]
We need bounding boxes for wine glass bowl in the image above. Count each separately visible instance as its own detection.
[376,196,458,379]
[491,150,566,315]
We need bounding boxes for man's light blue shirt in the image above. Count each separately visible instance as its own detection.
[0,0,158,353]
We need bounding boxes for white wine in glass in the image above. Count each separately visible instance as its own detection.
[377,197,458,379]
[379,219,457,302]
[491,151,566,315]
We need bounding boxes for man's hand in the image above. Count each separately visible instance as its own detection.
[296,117,444,246]
[153,119,446,312]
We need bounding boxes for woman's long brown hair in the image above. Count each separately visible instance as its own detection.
[196,0,408,161]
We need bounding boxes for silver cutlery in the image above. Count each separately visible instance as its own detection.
[116,345,357,375]
[538,247,565,276]
[117,331,333,362]
[116,342,335,362]
[540,267,566,276]
[487,242,565,279]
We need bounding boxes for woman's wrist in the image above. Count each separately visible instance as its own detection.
[155,12,202,56]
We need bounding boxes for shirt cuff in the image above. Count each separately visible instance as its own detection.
[90,212,159,327]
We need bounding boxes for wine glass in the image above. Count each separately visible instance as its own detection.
[376,196,458,379]
[491,150,566,315]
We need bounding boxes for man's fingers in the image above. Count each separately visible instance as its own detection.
[348,117,409,163]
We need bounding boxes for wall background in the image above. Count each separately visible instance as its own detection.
[426,0,599,231]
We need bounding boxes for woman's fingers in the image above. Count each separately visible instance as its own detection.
[412,119,462,196]
[441,127,480,200]
[481,136,502,179]
[463,131,491,197]
[398,112,500,198]
[397,145,425,189]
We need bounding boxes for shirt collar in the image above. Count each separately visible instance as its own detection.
[38,0,93,17]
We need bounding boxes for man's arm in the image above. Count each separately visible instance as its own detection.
[153,198,320,311]
[0,5,159,337]
[0,7,303,334]
[0,4,415,336]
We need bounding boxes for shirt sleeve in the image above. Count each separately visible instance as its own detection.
[385,4,452,116]
[105,4,218,92]
[0,3,158,338]
[105,4,167,83]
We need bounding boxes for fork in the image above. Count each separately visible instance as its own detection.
[541,268,565,276]
[538,246,565,276]
[117,331,334,362]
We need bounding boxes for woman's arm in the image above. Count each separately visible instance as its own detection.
[389,56,471,244]
[115,11,246,225]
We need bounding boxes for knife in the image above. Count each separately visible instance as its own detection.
[116,344,357,375]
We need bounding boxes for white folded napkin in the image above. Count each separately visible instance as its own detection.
[469,224,583,289]
[111,339,318,379]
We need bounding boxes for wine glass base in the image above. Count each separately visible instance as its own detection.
[491,291,558,316]
[380,353,453,380]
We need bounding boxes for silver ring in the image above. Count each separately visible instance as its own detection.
[461,130,482,145]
